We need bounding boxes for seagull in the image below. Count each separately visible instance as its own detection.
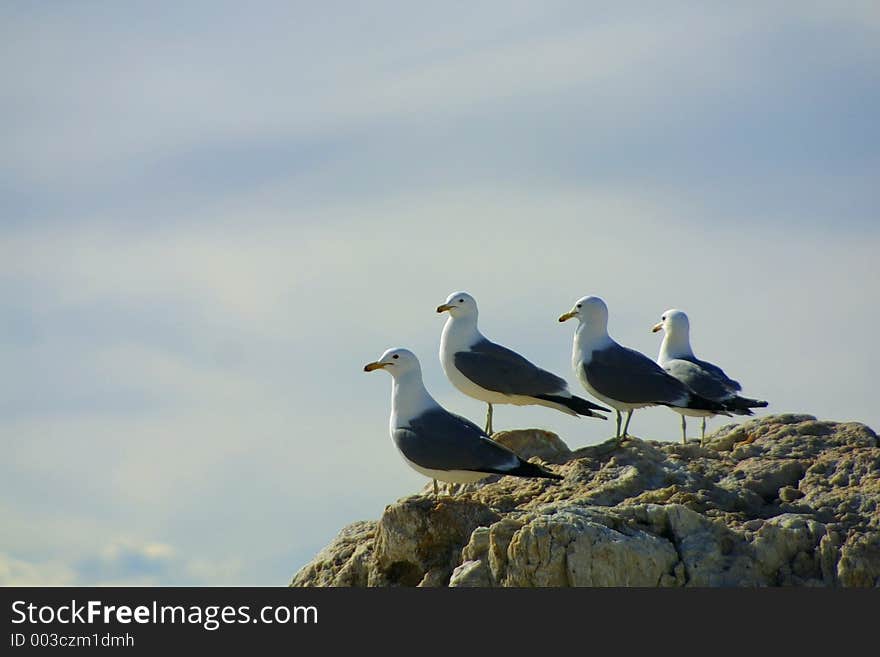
[364,347,562,494]
[437,291,609,435]
[559,296,728,441]
[653,309,768,444]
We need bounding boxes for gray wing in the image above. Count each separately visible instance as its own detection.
[393,408,520,473]
[454,338,567,396]
[663,358,736,402]
[585,344,690,404]
[678,355,741,392]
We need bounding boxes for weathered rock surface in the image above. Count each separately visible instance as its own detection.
[290,415,880,587]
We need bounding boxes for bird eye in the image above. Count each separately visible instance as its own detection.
[458,298,464,302]
[392,354,399,359]
[576,304,582,309]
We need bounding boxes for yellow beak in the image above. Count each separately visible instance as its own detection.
[651,322,663,333]
[436,304,455,313]
[363,361,388,372]
[558,311,577,322]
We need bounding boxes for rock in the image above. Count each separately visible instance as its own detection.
[449,560,492,587]
[751,514,826,584]
[504,509,679,586]
[369,496,499,586]
[493,429,572,463]
[837,533,880,586]
[722,458,806,500]
[290,415,880,587]
[779,486,804,503]
[290,521,376,587]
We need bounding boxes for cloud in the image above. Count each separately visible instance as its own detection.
[75,540,179,584]
[1,539,241,587]
[5,1,877,209]
[0,553,78,587]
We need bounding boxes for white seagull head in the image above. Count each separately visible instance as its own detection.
[558,295,608,329]
[652,308,690,336]
[364,347,421,378]
[436,291,478,319]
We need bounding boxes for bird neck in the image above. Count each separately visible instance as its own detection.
[390,369,438,427]
[574,320,612,357]
[441,313,483,352]
[659,330,694,362]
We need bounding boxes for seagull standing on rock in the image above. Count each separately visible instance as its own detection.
[559,296,728,442]
[364,347,562,495]
[653,309,768,444]
[437,291,609,435]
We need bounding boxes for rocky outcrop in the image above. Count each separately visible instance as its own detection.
[290,415,880,587]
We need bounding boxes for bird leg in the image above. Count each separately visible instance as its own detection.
[622,411,633,438]
[485,403,494,435]
[681,415,687,444]
[446,483,458,496]
[701,417,707,445]
[433,479,438,496]
[615,410,622,438]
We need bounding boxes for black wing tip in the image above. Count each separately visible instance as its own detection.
[572,394,612,414]
[726,396,769,412]
[504,460,564,481]
[536,393,611,417]
[686,394,728,413]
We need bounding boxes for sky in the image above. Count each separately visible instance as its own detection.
[1,1,878,585]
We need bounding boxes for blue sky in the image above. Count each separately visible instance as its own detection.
[1,1,878,585]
